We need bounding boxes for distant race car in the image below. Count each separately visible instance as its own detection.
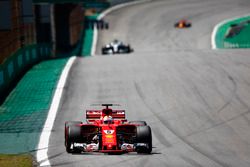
[65,104,152,154]
[174,20,192,28]
[102,39,132,55]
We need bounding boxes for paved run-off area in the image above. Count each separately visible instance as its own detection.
[0,58,68,154]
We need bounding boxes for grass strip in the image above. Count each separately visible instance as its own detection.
[82,14,99,56]
[0,154,34,167]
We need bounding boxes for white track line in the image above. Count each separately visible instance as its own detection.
[211,14,250,49]
[91,0,151,55]
[36,56,76,167]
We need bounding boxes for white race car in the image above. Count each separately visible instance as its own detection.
[102,39,132,55]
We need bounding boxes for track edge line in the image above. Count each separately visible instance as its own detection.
[36,56,76,167]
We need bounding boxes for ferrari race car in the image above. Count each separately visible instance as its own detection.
[174,19,192,28]
[102,39,132,55]
[65,104,152,154]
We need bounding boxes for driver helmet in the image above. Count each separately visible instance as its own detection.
[103,115,113,124]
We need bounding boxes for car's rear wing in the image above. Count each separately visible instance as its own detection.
[86,110,126,123]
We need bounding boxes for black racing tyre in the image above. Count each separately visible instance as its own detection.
[65,121,82,146]
[66,125,82,153]
[125,46,130,53]
[136,125,152,154]
[129,121,147,126]
[65,135,72,153]
[102,48,106,55]
[68,124,82,142]
[127,45,132,53]
[65,122,82,153]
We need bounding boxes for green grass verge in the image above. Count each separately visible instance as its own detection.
[0,154,33,167]
[215,15,250,48]
[224,22,250,48]
[0,58,68,132]
[81,14,99,56]
[0,58,68,154]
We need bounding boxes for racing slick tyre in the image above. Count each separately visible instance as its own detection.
[122,46,131,53]
[129,121,147,126]
[65,121,82,146]
[136,125,152,154]
[65,122,82,153]
[102,48,107,55]
[127,45,131,53]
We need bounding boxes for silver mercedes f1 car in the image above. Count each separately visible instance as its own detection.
[102,39,133,55]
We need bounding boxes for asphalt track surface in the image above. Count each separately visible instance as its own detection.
[48,0,250,166]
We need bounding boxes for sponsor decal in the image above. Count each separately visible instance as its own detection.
[105,134,113,138]
[103,130,114,134]
[88,111,101,114]
[104,134,115,143]
[105,138,115,143]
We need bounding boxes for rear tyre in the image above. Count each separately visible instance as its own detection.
[136,126,152,154]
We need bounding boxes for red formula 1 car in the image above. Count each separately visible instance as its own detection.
[65,104,152,154]
[174,19,192,28]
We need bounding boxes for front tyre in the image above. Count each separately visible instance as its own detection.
[65,137,72,153]
[136,126,152,154]
[65,121,82,146]
[65,123,82,153]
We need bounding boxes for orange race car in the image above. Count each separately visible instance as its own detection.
[174,19,192,28]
